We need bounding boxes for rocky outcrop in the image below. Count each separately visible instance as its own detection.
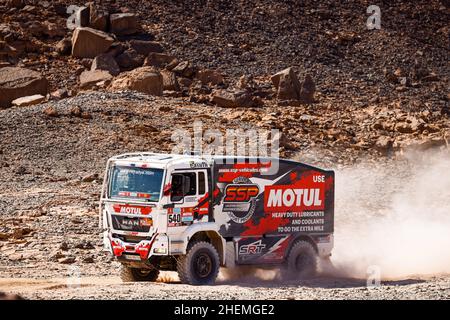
[110,67,163,96]
[0,67,48,108]
[12,94,45,107]
[71,27,114,58]
[211,89,254,108]
[80,70,113,89]
[91,53,120,76]
[110,13,141,36]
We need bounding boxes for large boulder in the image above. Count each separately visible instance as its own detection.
[110,67,163,96]
[80,69,112,89]
[116,49,144,70]
[196,69,224,85]
[144,52,176,68]
[271,67,301,101]
[110,13,141,36]
[89,3,109,32]
[211,89,254,108]
[0,67,48,108]
[161,70,179,91]
[299,74,316,104]
[71,27,114,58]
[91,53,120,76]
[12,94,45,107]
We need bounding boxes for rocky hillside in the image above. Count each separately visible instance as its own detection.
[0,1,448,157]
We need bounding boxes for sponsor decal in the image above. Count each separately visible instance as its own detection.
[239,240,266,255]
[189,161,208,168]
[223,177,259,224]
[113,204,152,215]
[264,186,324,212]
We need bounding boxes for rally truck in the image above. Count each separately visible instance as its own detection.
[99,153,334,285]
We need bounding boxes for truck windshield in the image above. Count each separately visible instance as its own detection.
[109,166,164,202]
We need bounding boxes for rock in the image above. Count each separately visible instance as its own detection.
[81,173,98,182]
[422,73,440,82]
[83,256,95,263]
[375,136,394,154]
[80,70,112,89]
[89,3,109,32]
[91,53,120,76]
[0,232,10,240]
[211,89,254,108]
[161,70,179,91]
[0,292,24,300]
[0,41,18,62]
[12,227,32,239]
[58,256,76,264]
[75,240,95,249]
[15,165,28,175]
[69,106,82,117]
[129,40,164,55]
[56,38,72,56]
[110,67,163,96]
[271,67,301,101]
[12,94,45,107]
[196,69,224,85]
[71,27,114,59]
[396,116,423,134]
[7,0,25,9]
[299,74,316,103]
[59,242,69,251]
[0,67,48,108]
[144,52,176,68]
[110,13,141,36]
[43,106,58,117]
[172,61,195,78]
[51,88,69,100]
[76,6,91,27]
[116,49,144,70]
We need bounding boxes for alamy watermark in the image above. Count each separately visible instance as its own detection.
[366,265,381,288]
[171,121,281,173]
[367,5,381,30]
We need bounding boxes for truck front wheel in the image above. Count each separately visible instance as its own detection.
[282,240,318,280]
[120,266,160,282]
[177,241,220,285]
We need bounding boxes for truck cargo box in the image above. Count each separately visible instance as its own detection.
[212,157,334,239]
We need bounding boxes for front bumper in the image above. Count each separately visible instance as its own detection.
[109,233,169,261]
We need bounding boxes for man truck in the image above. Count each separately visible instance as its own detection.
[99,153,334,285]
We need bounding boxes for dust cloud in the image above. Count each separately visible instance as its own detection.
[332,149,450,279]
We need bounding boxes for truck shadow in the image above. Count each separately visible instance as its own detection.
[215,275,427,289]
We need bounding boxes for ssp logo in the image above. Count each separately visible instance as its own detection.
[223,177,259,224]
[224,184,259,202]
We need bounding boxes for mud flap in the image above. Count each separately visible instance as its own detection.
[225,241,236,268]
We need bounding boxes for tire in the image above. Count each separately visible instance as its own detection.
[120,265,160,282]
[177,241,220,285]
[282,240,318,280]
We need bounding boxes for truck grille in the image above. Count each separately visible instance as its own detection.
[111,215,151,233]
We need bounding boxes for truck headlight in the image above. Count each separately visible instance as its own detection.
[154,248,167,254]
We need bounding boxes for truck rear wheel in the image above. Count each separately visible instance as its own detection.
[282,240,318,280]
[177,241,220,285]
[120,265,160,282]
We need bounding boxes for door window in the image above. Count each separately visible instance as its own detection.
[170,172,197,202]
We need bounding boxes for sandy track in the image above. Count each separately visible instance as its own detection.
[1,272,449,300]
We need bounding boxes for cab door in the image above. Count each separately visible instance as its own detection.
[168,169,209,228]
